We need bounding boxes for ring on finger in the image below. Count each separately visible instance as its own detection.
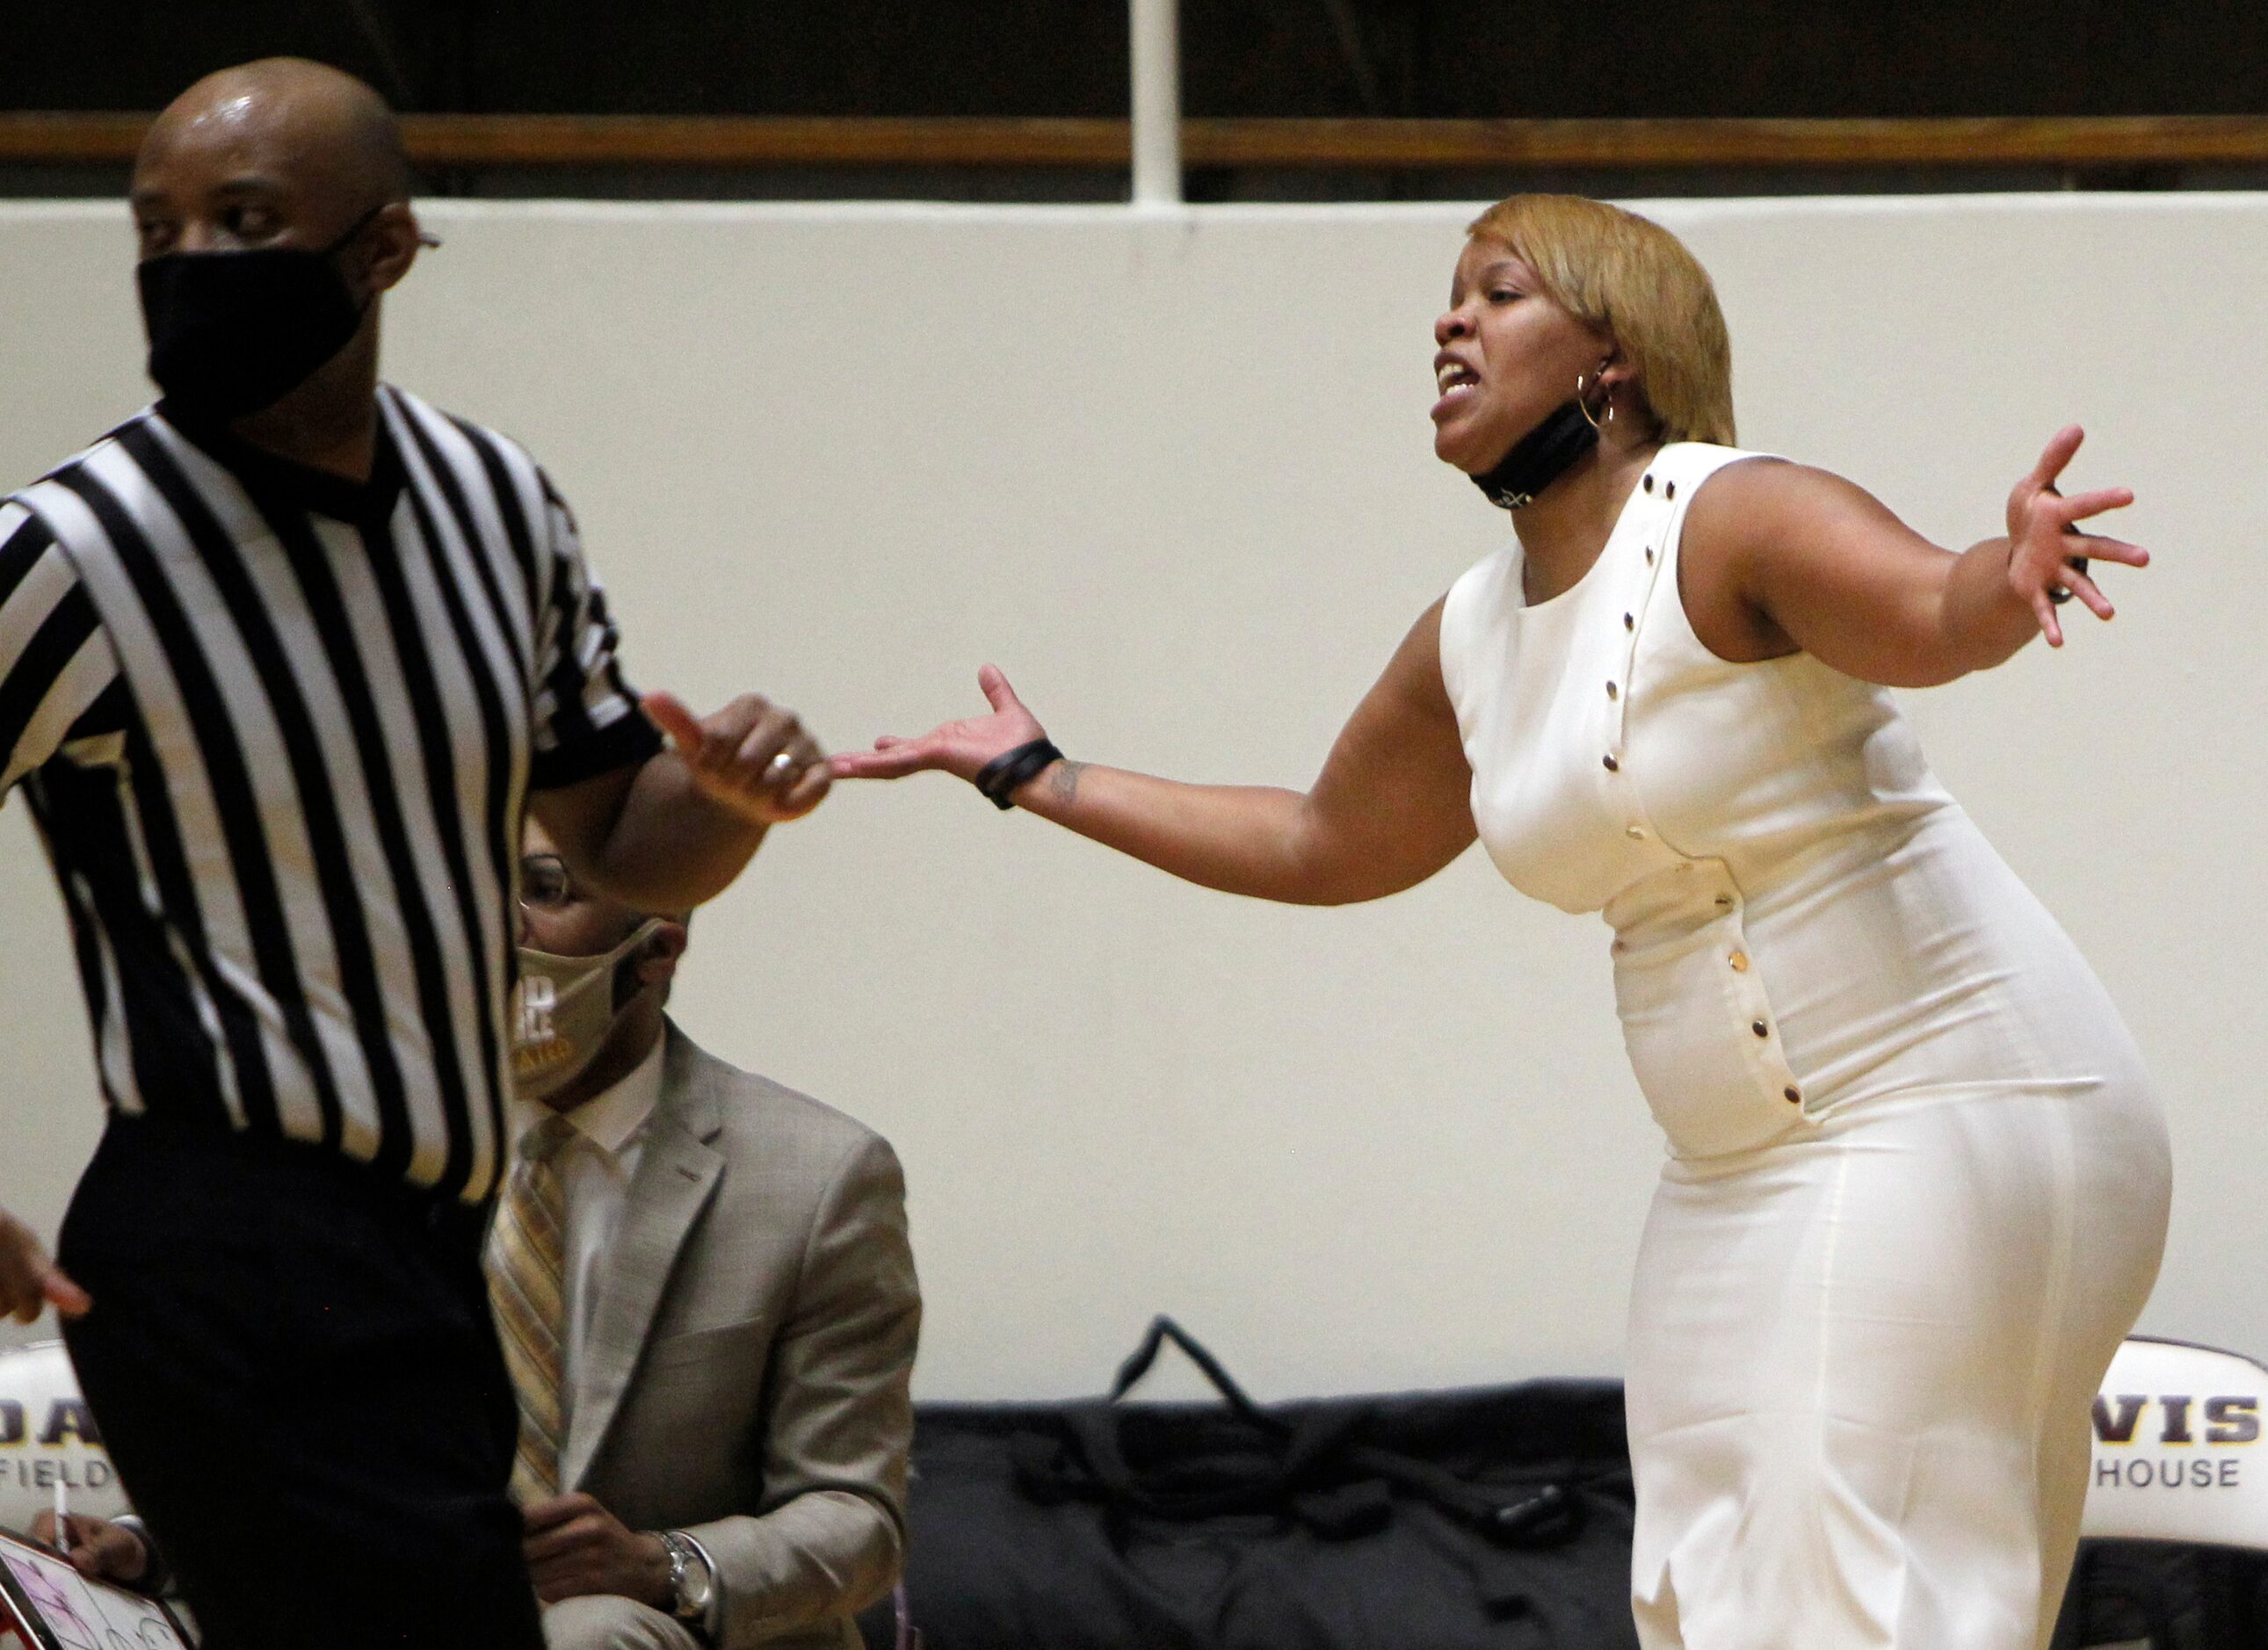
[765,750,800,782]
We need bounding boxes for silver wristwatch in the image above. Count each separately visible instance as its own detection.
[659,1530,716,1622]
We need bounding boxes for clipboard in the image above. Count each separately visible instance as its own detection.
[0,1530,191,1650]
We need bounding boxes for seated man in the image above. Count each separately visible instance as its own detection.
[48,819,921,1650]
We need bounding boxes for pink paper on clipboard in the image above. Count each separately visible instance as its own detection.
[0,1531,190,1650]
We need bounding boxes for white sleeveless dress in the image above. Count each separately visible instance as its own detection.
[1438,443,2171,1650]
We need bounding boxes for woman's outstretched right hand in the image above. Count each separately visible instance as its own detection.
[830,664,1053,788]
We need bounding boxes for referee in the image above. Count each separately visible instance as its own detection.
[0,61,824,1649]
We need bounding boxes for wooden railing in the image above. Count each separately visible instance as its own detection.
[6,112,2267,171]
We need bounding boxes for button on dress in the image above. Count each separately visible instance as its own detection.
[1438,442,2171,1650]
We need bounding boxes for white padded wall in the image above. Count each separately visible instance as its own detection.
[0,195,2254,1400]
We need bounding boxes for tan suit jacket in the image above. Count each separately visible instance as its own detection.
[562,1022,920,1649]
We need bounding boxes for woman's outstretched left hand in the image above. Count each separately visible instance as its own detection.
[830,665,1052,787]
[2006,426,2148,648]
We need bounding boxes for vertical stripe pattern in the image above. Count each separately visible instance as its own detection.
[0,391,660,1202]
[488,1113,575,1502]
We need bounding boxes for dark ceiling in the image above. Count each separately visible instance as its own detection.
[11,2,2264,120]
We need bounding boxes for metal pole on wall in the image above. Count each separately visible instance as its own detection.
[1129,0,1182,206]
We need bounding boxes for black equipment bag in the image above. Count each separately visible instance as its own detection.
[2050,1538,2268,1648]
[860,1318,1641,1650]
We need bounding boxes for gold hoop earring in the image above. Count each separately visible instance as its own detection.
[1574,372,1603,432]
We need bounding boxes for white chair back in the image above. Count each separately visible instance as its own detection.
[2083,1335,2268,1548]
[0,1340,131,1537]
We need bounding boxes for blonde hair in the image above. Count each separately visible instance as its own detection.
[1464,195,1735,447]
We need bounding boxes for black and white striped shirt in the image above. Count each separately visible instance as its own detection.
[0,387,660,1204]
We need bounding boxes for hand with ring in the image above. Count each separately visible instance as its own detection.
[641,691,830,824]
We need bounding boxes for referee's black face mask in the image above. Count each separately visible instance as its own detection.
[137,205,383,422]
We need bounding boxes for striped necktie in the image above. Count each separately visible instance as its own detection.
[489,1113,576,1504]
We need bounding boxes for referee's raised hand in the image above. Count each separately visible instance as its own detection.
[643,691,831,824]
[0,1207,90,1323]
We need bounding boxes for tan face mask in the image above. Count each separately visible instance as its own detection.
[511,918,665,1103]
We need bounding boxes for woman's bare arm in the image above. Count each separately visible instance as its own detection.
[831,601,1476,906]
[1680,428,2147,689]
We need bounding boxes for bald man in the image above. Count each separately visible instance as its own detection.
[0,60,829,1649]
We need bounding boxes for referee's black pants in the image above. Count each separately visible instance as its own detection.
[59,1113,547,1650]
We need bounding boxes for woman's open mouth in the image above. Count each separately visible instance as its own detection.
[1431,358,1481,421]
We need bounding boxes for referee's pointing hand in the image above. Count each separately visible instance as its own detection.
[0,1207,90,1323]
[644,691,830,825]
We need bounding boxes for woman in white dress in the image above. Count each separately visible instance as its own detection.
[831,195,2171,1650]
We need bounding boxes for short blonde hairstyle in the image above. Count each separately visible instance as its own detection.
[1465,195,1735,447]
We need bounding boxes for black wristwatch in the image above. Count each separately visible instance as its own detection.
[660,1530,716,1622]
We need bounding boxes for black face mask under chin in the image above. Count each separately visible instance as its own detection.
[1469,399,1601,511]
[138,207,381,423]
